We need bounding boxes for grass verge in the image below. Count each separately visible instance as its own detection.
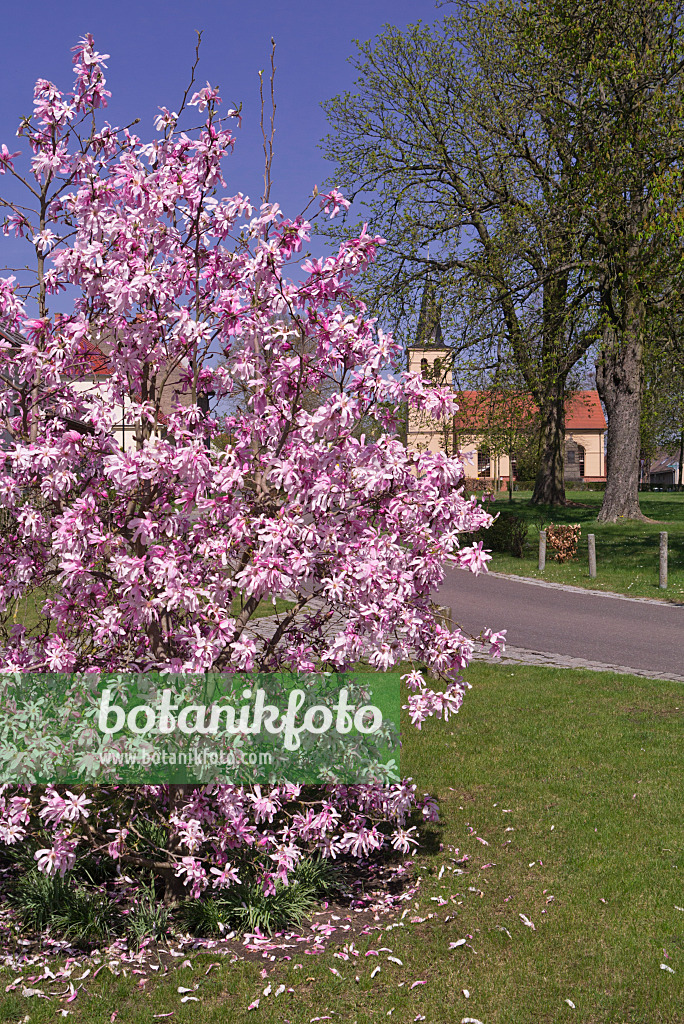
[484,489,684,601]
[1,661,682,1022]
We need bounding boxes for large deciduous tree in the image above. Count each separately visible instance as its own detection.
[0,39,502,905]
[321,11,599,507]
[457,0,684,521]
[322,0,684,518]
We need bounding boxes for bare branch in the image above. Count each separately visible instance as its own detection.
[259,38,277,205]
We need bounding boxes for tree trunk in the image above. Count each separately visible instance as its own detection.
[529,247,571,507]
[596,301,646,522]
[531,393,567,505]
[163,783,195,902]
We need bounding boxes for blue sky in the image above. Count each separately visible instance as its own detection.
[0,0,443,255]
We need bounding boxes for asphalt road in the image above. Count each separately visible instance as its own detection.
[435,569,684,680]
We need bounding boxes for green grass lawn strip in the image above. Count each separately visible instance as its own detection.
[2,662,682,1022]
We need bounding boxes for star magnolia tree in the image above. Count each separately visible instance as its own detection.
[0,38,503,903]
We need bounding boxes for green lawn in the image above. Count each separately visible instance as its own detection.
[2,662,682,1023]
[7,593,296,637]
[484,489,684,601]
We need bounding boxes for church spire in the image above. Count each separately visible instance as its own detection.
[416,272,443,348]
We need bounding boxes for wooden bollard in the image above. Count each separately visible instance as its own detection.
[660,531,668,589]
[538,529,546,571]
[588,533,596,578]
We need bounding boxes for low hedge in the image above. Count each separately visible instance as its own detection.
[513,480,606,493]
[466,510,528,558]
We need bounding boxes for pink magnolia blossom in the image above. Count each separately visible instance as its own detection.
[390,826,419,854]
[0,144,20,173]
[34,833,77,877]
[210,861,241,889]
[319,188,351,219]
[175,856,209,898]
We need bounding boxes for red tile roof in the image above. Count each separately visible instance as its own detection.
[564,391,607,430]
[453,390,606,431]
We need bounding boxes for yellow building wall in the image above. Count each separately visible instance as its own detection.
[567,430,604,478]
[414,429,605,480]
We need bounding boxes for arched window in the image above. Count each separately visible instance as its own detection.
[577,444,585,478]
[478,449,490,477]
[433,357,442,381]
[420,357,429,378]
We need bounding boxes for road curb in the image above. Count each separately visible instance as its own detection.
[480,569,684,608]
[470,641,684,683]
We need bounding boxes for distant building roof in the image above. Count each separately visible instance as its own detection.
[650,453,679,475]
[0,322,26,348]
[453,390,606,431]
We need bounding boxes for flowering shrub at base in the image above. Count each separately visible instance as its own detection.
[0,780,434,902]
[0,37,503,923]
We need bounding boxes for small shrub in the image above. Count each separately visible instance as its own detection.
[545,522,581,562]
[513,479,537,492]
[51,886,122,947]
[5,870,70,934]
[460,478,492,498]
[466,512,529,558]
[566,481,606,492]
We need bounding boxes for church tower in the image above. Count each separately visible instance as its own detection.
[405,273,455,453]
[407,274,451,384]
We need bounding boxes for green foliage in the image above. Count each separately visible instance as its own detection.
[484,490,684,599]
[126,875,171,947]
[6,870,122,947]
[323,0,684,517]
[564,480,606,492]
[2,853,348,947]
[177,856,348,937]
[9,666,684,1022]
[321,7,601,505]
[128,817,169,854]
[467,509,529,558]
[5,869,71,934]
